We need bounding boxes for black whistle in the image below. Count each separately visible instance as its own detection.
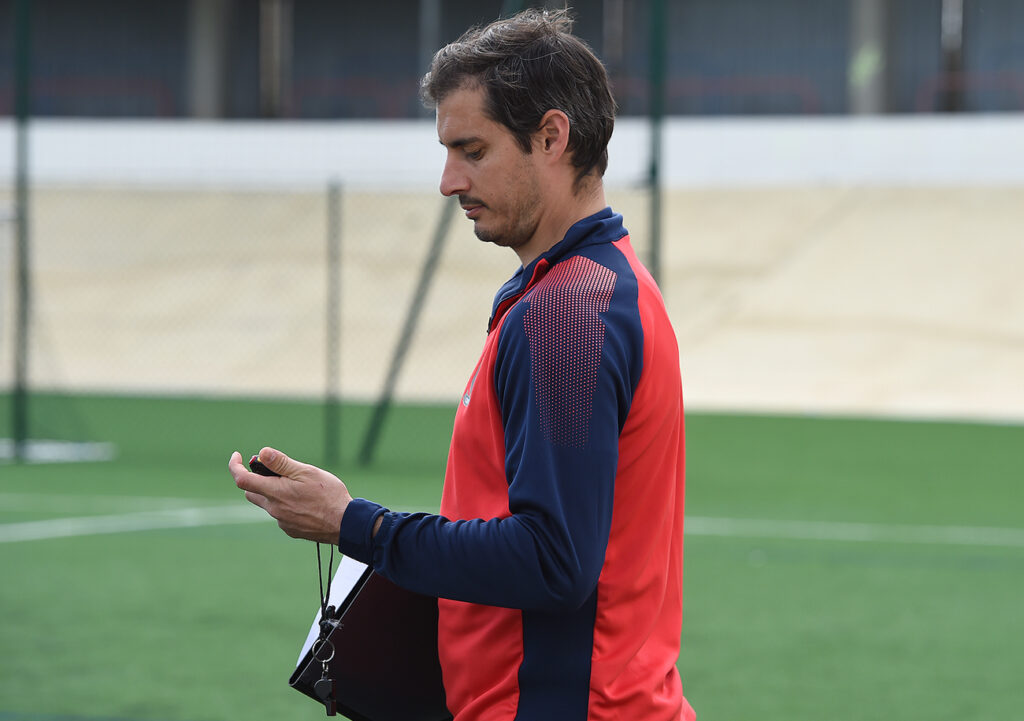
[314,677,337,716]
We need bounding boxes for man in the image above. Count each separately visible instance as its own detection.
[229,9,694,721]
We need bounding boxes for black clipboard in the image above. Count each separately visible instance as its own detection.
[289,555,452,721]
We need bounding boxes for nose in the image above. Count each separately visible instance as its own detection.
[439,154,468,197]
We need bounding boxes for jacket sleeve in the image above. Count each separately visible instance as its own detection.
[339,260,641,612]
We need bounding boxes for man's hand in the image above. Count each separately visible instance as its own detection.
[228,447,351,545]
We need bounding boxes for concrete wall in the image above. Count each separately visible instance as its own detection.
[1,116,1022,423]
[4,115,1024,188]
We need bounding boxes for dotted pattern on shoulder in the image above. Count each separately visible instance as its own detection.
[522,256,618,449]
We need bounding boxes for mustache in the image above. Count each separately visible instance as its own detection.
[459,196,487,208]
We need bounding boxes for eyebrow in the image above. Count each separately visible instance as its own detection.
[439,136,482,149]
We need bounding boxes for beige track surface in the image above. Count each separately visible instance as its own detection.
[3,185,1022,423]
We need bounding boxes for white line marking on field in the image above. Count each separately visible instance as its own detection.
[686,516,1024,548]
[2,493,1022,548]
[0,492,220,514]
[0,505,267,543]
[0,438,117,463]
[0,493,437,543]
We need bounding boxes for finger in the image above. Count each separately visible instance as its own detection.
[228,451,246,476]
[244,490,271,511]
[230,454,273,495]
[258,446,306,479]
[228,451,251,486]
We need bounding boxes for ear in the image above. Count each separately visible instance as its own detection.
[534,109,571,160]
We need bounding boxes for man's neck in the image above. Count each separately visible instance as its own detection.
[514,180,607,267]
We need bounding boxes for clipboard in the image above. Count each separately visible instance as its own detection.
[289,555,453,721]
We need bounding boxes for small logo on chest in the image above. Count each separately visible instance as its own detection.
[463,365,482,407]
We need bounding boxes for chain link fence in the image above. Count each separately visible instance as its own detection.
[0,123,653,419]
[4,114,1024,432]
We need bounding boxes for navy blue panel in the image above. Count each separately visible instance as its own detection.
[614,0,850,115]
[291,0,421,118]
[24,0,188,117]
[888,0,944,112]
[516,591,598,721]
[964,0,1024,112]
[4,0,1021,118]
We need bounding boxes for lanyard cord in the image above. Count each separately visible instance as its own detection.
[313,542,339,713]
[317,542,335,622]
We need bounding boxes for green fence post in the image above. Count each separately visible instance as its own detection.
[12,0,33,462]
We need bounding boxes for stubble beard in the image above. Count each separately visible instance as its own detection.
[470,180,542,253]
[473,216,538,251]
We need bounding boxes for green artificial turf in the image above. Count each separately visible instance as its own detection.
[2,393,1022,720]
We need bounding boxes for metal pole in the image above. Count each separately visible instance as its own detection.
[13,0,33,462]
[186,0,232,118]
[324,181,342,467]
[940,0,965,112]
[648,0,666,286]
[848,0,889,115]
[260,0,293,117]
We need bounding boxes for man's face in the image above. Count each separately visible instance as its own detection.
[436,84,543,254]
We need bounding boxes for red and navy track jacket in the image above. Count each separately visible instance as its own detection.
[339,208,693,721]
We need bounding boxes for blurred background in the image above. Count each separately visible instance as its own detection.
[2,0,1022,436]
[1,2,1023,721]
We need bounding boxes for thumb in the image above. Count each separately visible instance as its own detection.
[258,447,304,478]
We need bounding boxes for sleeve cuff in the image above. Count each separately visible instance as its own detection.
[337,497,387,564]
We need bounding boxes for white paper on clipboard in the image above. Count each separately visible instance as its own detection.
[295,554,371,666]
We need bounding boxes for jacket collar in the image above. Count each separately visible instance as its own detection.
[487,207,626,331]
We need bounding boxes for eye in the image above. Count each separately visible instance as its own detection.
[465,148,483,160]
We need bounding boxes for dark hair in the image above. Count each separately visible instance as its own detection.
[421,8,617,186]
